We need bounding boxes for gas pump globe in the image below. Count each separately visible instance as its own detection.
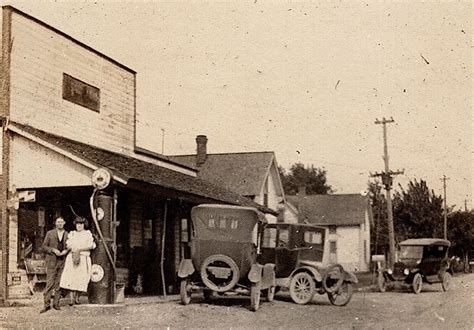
[89,168,117,304]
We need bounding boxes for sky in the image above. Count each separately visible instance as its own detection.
[3,0,472,209]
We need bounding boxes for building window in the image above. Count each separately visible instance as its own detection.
[329,226,336,234]
[181,219,189,242]
[364,239,367,261]
[62,73,100,112]
[330,241,337,254]
[263,227,277,248]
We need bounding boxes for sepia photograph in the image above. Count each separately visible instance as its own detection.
[0,0,472,328]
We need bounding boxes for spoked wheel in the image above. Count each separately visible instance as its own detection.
[250,282,261,312]
[328,282,353,306]
[264,286,275,302]
[412,273,422,294]
[289,272,315,305]
[441,272,451,291]
[180,278,192,305]
[377,272,387,293]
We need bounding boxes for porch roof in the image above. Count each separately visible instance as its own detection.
[9,122,277,215]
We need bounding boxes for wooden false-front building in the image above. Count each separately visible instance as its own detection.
[0,6,273,301]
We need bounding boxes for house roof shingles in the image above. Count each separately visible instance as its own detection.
[169,152,275,197]
[286,194,370,226]
[10,122,276,214]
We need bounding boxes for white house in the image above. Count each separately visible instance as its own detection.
[286,193,372,272]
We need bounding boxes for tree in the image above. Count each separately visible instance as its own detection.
[392,179,444,241]
[368,180,388,255]
[279,163,333,195]
[447,210,474,272]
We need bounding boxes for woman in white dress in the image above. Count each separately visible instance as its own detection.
[59,216,96,305]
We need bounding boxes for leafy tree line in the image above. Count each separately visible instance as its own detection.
[279,162,332,195]
[369,178,473,271]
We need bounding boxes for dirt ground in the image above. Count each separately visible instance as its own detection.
[1,273,473,329]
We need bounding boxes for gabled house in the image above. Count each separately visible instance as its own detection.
[0,6,274,301]
[286,193,372,272]
[169,135,286,223]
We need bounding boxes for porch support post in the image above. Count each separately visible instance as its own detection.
[160,199,168,298]
[0,7,13,304]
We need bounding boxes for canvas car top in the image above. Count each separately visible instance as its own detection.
[191,204,266,243]
[399,238,451,247]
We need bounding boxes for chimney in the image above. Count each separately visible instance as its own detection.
[196,135,208,166]
[298,185,306,223]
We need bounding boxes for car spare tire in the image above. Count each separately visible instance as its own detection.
[200,254,240,292]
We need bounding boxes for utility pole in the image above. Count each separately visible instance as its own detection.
[371,117,404,269]
[440,175,449,239]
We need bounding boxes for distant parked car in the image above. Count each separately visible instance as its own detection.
[260,223,358,306]
[377,238,452,294]
[177,204,275,311]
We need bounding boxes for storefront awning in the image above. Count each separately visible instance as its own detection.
[8,122,277,215]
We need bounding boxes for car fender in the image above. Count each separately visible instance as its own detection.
[343,271,358,284]
[290,266,322,283]
[248,264,263,283]
[178,259,195,278]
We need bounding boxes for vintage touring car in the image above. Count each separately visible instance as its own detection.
[260,223,358,306]
[377,238,453,294]
[178,204,275,311]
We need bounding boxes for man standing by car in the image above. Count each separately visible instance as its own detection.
[40,216,69,313]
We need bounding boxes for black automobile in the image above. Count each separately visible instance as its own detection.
[378,238,452,294]
[260,223,358,306]
[177,204,276,311]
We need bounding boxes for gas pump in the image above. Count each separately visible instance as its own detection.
[88,168,117,304]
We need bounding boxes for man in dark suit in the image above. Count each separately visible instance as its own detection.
[40,217,69,313]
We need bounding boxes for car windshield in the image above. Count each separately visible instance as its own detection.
[399,245,423,260]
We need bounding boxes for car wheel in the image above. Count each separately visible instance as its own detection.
[328,282,353,306]
[412,273,422,294]
[442,272,451,291]
[250,282,261,312]
[180,278,192,305]
[289,272,315,305]
[377,272,387,293]
[264,286,275,302]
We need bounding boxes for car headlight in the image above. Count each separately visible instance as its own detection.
[403,268,409,276]
[387,269,393,275]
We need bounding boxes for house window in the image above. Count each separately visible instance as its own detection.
[330,241,337,254]
[304,231,322,244]
[263,178,269,207]
[278,229,289,247]
[63,73,100,112]
[364,239,367,261]
[263,227,277,248]
[329,226,336,234]
[181,219,189,242]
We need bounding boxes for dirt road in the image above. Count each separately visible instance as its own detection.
[2,273,473,329]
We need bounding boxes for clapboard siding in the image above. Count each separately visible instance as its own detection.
[9,12,136,155]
